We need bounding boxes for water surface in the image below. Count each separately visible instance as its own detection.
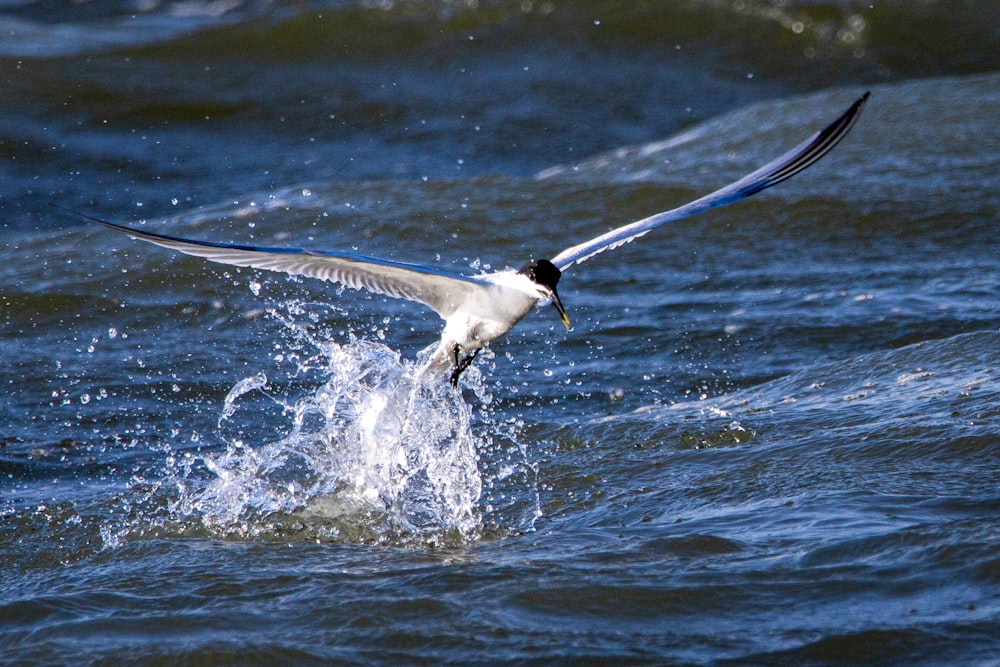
[2,1,999,664]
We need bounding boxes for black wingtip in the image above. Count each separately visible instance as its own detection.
[837,90,870,141]
[835,90,870,134]
[49,202,121,230]
[854,91,871,112]
[847,91,871,120]
[837,90,870,136]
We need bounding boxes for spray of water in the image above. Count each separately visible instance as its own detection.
[105,298,540,548]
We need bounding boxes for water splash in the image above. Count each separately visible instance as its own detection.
[218,371,268,424]
[178,347,479,544]
[106,301,540,548]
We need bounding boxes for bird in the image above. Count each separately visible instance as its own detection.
[71,92,868,386]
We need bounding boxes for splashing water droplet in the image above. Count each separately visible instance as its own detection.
[219,372,268,424]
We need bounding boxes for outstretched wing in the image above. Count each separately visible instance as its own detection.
[77,211,486,320]
[550,92,869,271]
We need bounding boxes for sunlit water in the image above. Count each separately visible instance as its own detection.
[3,2,1000,663]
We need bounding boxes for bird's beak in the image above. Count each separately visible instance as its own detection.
[550,289,570,330]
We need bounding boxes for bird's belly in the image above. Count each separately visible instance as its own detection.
[443,292,536,350]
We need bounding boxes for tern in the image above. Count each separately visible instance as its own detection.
[73,93,868,386]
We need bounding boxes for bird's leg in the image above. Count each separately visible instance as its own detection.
[450,344,481,387]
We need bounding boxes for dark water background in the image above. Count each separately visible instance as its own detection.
[2,1,999,664]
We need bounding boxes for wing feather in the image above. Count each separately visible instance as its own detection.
[550,92,869,271]
[76,212,484,319]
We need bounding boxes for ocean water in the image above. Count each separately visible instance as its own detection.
[2,1,999,664]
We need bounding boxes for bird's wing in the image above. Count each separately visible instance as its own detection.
[79,212,485,319]
[549,92,869,272]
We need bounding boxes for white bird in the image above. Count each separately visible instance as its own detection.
[72,93,868,385]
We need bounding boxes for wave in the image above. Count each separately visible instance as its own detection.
[539,73,1000,207]
[3,0,996,83]
[603,329,1000,464]
[713,329,999,434]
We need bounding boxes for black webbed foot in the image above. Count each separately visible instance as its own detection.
[450,345,481,387]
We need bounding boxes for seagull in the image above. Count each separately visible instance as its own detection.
[71,92,868,386]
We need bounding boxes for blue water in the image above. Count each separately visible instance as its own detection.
[2,1,999,664]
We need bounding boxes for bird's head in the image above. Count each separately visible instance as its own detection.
[518,258,570,329]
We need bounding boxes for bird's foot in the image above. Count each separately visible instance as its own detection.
[450,345,480,387]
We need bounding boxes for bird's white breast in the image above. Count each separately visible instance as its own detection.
[442,271,541,348]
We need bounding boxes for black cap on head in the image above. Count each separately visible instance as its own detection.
[518,259,569,329]
[518,258,561,290]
